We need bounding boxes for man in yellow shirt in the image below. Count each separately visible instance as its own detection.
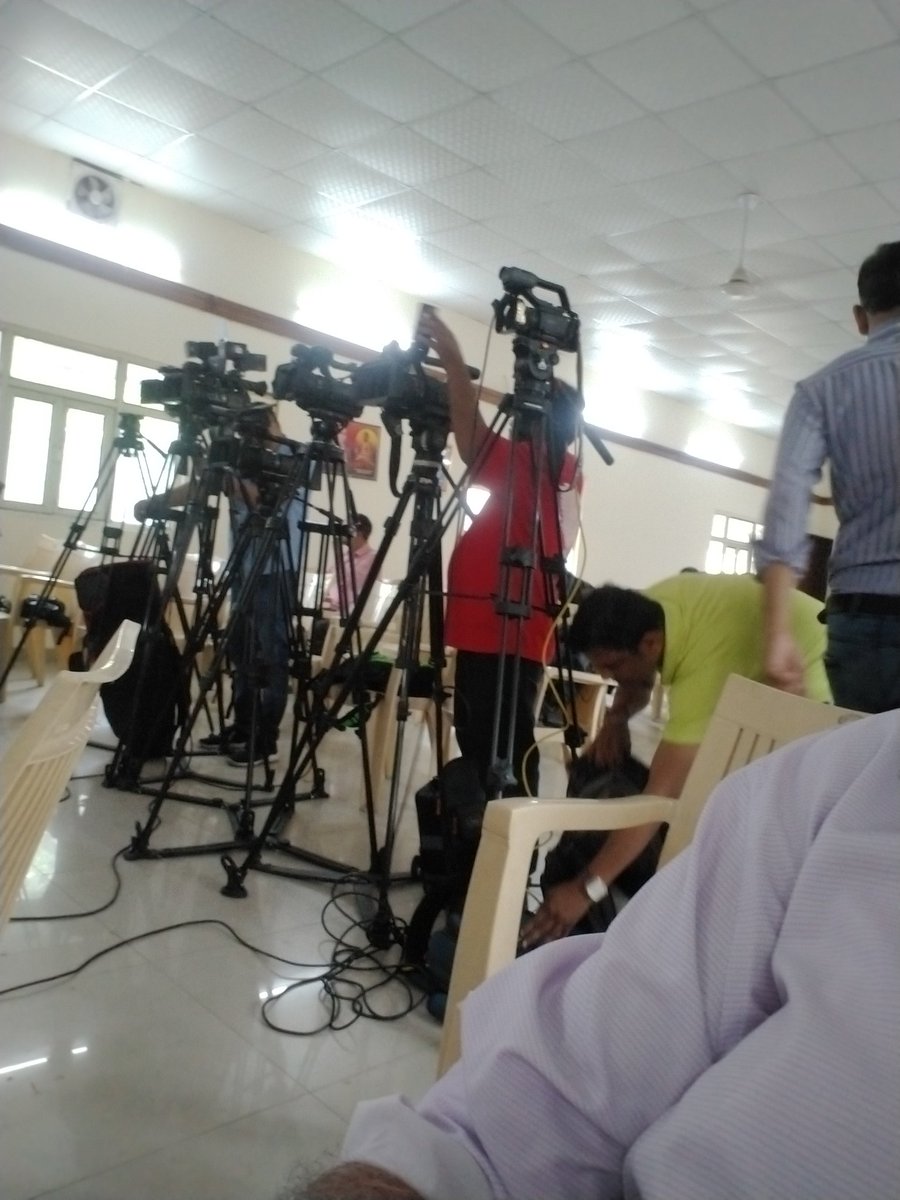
[523,572,829,945]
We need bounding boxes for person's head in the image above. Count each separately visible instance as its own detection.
[854,241,900,334]
[569,584,665,685]
[351,513,372,550]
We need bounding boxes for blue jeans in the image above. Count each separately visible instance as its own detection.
[229,572,292,743]
[825,611,900,713]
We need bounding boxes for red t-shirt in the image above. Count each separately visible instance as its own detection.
[445,435,579,663]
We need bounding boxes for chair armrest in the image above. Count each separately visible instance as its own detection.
[437,792,675,1077]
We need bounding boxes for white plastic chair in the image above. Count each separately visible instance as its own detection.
[0,620,140,933]
[437,675,862,1075]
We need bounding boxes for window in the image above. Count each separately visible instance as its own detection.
[11,337,117,398]
[704,513,764,575]
[5,396,52,504]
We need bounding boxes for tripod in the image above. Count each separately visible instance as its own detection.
[0,413,177,696]
[124,418,364,858]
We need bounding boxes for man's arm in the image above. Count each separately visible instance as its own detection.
[417,310,489,466]
[585,679,652,768]
[756,383,828,694]
[522,739,697,945]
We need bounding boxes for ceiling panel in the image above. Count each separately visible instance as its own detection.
[0,0,897,438]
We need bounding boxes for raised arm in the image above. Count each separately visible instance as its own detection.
[416,309,489,467]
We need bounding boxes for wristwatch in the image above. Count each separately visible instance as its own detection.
[581,873,608,904]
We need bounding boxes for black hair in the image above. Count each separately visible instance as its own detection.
[857,242,900,313]
[353,513,372,539]
[569,585,664,655]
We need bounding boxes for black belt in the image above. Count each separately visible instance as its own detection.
[826,592,900,617]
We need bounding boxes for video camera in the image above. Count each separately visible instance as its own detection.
[493,267,580,353]
[140,339,269,426]
[271,344,363,426]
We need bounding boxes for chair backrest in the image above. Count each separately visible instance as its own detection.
[436,675,862,1076]
[0,620,139,933]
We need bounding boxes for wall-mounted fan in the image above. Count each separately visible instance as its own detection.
[68,165,120,224]
[722,192,759,298]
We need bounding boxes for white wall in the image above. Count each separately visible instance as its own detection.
[0,131,836,588]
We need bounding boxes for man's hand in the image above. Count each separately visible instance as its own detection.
[133,498,150,521]
[764,630,807,696]
[585,714,630,768]
[521,879,591,948]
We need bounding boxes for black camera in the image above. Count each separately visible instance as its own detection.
[140,339,268,424]
[353,340,449,431]
[272,344,363,425]
[493,267,580,353]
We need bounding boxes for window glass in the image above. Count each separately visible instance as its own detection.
[110,414,178,523]
[726,516,753,543]
[5,396,52,504]
[704,540,724,574]
[11,337,117,398]
[58,408,106,511]
[124,363,164,408]
[710,513,726,538]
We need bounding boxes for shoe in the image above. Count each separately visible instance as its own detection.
[227,741,277,766]
[199,725,246,753]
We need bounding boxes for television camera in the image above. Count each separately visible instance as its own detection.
[140,339,269,427]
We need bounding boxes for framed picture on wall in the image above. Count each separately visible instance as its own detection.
[341,419,380,481]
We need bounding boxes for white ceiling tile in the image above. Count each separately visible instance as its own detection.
[0,98,43,136]
[215,0,383,70]
[482,206,594,252]
[99,60,240,130]
[256,79,394,148]
[507,0,691,55]
[526,238,638,277]
[401,0,570,91]
[812,297,858,323]
[54,93,182,154]
[357,191,466,236]
[323,41,474,122]
[773,184,897,237]
[338,0,463,34]
[635,164,752,218]
[581,298,657,327]
[776,44,900,135]
[0,0,137,86]
[665,84,816,159]
[344,126,470,185]
[416,169,519,221]
[27,117,149,175]
[44,0,197,51]
[0,49,85,115]
[817,225,900,266]
[708,0,896,75]
[413,97,552,166]
[568,187,671,237]
[231,173,331,223]
[608,219,719,262]
[775,268,859,303]
[633,289,729,318]
[201,110,325,171]
[567,117,709,184]
[589,16,759,110]
[875,177,900,211]
[149,15,305,102]
[491,62,641,141]
[593,266,682,297]
[152,134,268,189]
[202,190,294,233]
[426,222,529,268]
[284,152,406,207]
[873,0,900,29]
[684,203,805,253]
[486,148,617,203]
[655,252,738,287]
[724,138,862,201]
[830,122,900,183]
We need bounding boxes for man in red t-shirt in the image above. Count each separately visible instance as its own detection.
[418,310,581,797]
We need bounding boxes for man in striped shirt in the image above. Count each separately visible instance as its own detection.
[757,240,900,713]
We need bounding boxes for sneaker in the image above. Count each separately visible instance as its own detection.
[199,725,246,753]
[227,740,277,766]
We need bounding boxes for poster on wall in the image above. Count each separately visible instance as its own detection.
[341,420,380,480]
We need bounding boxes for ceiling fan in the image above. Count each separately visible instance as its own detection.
[722,192,760,299]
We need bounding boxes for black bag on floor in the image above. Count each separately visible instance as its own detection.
[74,560,186,761]
[403,757,486,1005]
[540,754,665,934]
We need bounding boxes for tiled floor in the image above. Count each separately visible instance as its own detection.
[1,661,607,1200]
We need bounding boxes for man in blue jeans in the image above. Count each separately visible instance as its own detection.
[757,239,900,713]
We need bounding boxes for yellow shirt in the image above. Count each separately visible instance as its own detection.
[645,574,830,745]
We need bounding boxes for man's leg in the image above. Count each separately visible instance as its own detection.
[825,612,900,713]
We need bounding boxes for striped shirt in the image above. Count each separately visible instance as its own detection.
[343,712,900,1200]
[756,318,900,595]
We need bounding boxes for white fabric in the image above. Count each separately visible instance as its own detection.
[344,712,900,1199]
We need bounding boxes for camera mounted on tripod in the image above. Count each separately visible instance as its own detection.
[140,339,269,428]
[493,267,580,353]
